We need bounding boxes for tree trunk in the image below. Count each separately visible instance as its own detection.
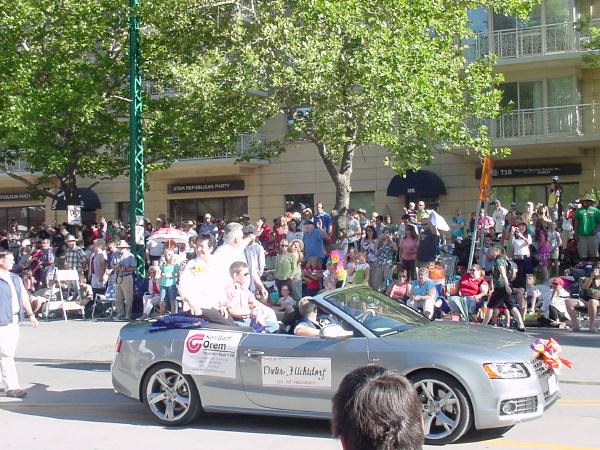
[314,140,354,234]
[333,173,351,233]
[61,170,81,207]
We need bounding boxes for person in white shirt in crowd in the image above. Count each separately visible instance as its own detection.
[145,237,164,266]
[346,209,362,250]
[274,284,296,315]
[88,238,107,298]
[182,219,197,241]
[179,233,235,326]
[541,278,572,328]
[0,251,38,399]
[286,219,304,242]
[243,224,268,299]
[511,222,533,319]
[491,200,508,239]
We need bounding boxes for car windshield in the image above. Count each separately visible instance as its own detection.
[324,287,429,336]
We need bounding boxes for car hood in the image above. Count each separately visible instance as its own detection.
[381,321,536,362]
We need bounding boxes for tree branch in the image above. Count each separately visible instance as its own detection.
[315,141,340,184]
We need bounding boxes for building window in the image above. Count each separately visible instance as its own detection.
[0,206,45,231]
[284,194,314,214]
[492,182,579,208]
[350,191,375,214]
[169,197,248,225]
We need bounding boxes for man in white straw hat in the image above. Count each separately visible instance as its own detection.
[112,240,136,320]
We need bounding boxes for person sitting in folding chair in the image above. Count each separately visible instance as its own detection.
[448,264,489,318]
[140,265,162,320]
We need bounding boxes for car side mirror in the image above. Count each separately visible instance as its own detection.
[319,324,353,339]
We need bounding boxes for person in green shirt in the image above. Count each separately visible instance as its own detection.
[274,239,296,297]
[573,193,600,259]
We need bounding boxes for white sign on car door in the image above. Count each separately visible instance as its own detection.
[261,356,332,389]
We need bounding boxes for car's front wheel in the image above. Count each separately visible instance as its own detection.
[142,362,202,426]
[411,371,472,445]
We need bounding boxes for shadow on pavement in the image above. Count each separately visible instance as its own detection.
[34,362,111,372]
[0,383,333,439]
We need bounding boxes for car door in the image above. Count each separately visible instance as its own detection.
[238,331,369,413]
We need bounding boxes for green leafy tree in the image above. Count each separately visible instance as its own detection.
[143,0,537,228]
[0,1,167,204]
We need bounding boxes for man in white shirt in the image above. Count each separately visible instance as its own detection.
[491,201,508,238]
[0,251,37,398]
[179,234,235,325]
[211,223,256,304]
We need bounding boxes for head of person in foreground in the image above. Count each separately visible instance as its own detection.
[332,365,424,450]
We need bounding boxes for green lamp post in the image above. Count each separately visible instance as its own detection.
[129,0,145,277]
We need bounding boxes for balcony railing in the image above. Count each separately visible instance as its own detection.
[465,20,599,62]
[180,132,268,160]
[470,103,600,141]
[4,160,30,172]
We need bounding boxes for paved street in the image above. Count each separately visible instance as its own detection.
[1,321,599,450]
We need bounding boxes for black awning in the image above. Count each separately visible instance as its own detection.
[51,187,102,211]
[386,170,447,197]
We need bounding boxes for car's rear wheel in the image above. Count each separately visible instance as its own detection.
[142,362,201,426]
[411,371,472,445]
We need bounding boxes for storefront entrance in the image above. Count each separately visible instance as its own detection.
[0,206,45,230]
[169,197,248,224]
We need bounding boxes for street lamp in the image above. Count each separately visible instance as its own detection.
[129,0,145,277]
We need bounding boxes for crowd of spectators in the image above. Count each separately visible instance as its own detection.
[1,175,599,332]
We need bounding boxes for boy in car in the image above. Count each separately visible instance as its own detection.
[225,261,279,333]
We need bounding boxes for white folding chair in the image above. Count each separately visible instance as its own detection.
[44,269,85,321]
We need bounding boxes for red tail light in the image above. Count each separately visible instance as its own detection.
[115,337,122,353]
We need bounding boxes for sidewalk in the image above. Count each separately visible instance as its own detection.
[15,320,600,383]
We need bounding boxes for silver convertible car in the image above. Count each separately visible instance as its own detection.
[112,286,559,445]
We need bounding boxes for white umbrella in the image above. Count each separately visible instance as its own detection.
[148,227,189,245]
[427,210,450,232]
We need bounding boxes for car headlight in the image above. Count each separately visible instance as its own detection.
[483,362,530,379]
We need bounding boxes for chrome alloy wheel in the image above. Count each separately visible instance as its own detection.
[414,378,461,441]
[146,368,192,422]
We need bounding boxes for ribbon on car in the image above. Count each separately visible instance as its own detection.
[531,338,573,374]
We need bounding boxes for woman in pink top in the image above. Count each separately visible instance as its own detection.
[399,225,419,280]
[385,269,412,303]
